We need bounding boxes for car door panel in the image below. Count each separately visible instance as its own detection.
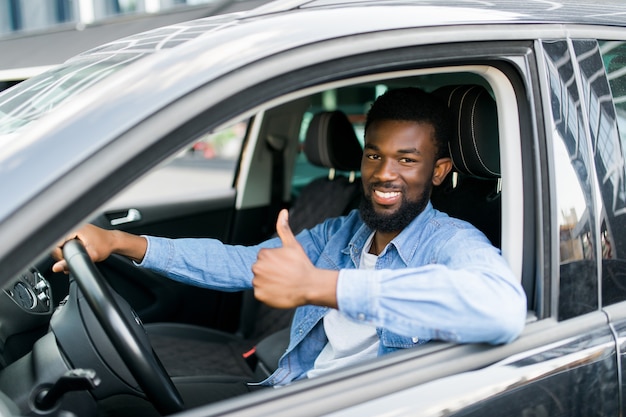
[95,191,237,238]
[450,324,619,417]
[590,39,626,416]
[362,318,616,417]
[603,304,626,417]
[90,183,245,332]
[96,255,242,331]
[202,314,616,417]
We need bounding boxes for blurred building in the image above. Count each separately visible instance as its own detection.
[0,0,218,34]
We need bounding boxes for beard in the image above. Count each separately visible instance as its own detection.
[359,181,432,233]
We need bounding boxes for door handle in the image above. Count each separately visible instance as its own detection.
[109,209,142,226]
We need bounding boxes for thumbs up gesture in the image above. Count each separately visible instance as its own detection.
[252,209,339,309]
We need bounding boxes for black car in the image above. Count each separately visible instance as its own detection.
[0,0,625,416]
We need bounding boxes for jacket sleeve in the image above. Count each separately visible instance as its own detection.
[336,228,527,345]
[137,235,280,291]
[136,215,343,291]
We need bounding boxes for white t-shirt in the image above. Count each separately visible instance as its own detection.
[306,232,380,379]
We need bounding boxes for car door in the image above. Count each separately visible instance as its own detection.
[28,125,252,338]
[79,121,250,332]
[80,100,311,333]
[379,36,624,417]
[443,36,625,417]
[67,32,618,417]
[170,34,619,416]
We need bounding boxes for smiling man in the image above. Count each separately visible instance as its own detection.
[53,87,526,389]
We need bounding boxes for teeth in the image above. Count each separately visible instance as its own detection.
[375,190,400,198]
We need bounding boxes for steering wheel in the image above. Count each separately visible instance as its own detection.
[63,239,184,415]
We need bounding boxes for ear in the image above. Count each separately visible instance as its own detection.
[431,157,452,186]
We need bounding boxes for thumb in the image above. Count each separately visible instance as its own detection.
[276,209,298,247]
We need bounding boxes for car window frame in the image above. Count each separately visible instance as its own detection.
[182,42,551,416]
[233,48,529,277]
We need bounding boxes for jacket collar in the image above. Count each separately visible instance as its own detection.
[346,202,437,266]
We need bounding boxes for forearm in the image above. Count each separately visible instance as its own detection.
[303,269,339,309]
[140,235,274,290]
[109,230,148,263]
[336,264,527,344]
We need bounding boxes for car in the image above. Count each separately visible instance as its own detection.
[0,0,625,415]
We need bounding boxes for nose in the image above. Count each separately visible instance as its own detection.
[373,158,398,182]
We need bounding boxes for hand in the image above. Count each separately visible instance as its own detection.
[251,209,338,309]
[51,224,118,274]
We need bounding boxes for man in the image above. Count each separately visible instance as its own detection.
[52,87,526,388]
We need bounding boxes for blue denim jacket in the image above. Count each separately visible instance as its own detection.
[140,203,526,386]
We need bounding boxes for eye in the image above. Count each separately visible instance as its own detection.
[399,157,417,163]
[365,153,380,160]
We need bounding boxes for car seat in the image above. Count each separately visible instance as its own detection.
[288,110,363,230]
[146,110,363,379]
[431,84,502,248]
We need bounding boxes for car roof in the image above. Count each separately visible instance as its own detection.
[23,0,626,79]
[277,0,626,26]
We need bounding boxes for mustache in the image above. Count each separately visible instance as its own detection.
[366,181,403,192]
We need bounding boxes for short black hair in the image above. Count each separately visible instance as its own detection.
[364,87,452,160]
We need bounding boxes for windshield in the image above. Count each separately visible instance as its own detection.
[0,53,146,136]
[0,14,234,137]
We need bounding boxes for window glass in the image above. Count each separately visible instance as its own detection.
[597,40,626,305]
[543,40,599,320]
[106,120,246,208]
[0,55,143,136]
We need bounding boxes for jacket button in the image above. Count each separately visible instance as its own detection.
[357,313,365,321]
[412,337,419,343]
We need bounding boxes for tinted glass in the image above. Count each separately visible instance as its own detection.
[543,40,598,320]
[597,40,626,305]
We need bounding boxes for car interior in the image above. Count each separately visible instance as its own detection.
[147,81,506,388]
[0,66,528,415]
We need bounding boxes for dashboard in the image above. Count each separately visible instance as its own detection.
[4,268,52,313]
[0,267,54,366]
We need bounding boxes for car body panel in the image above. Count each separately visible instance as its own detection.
[323,320,618,417]
[173,313,617,417]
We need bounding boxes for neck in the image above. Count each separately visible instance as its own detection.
[370,230,398,255]
[369,237,378,255]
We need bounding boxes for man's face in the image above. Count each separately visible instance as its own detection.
[359,119,451,234]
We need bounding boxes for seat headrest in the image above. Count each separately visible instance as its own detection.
[433,85,500,179]
[304,110,363,172]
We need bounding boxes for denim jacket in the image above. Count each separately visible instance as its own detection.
[140,203,527,386]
